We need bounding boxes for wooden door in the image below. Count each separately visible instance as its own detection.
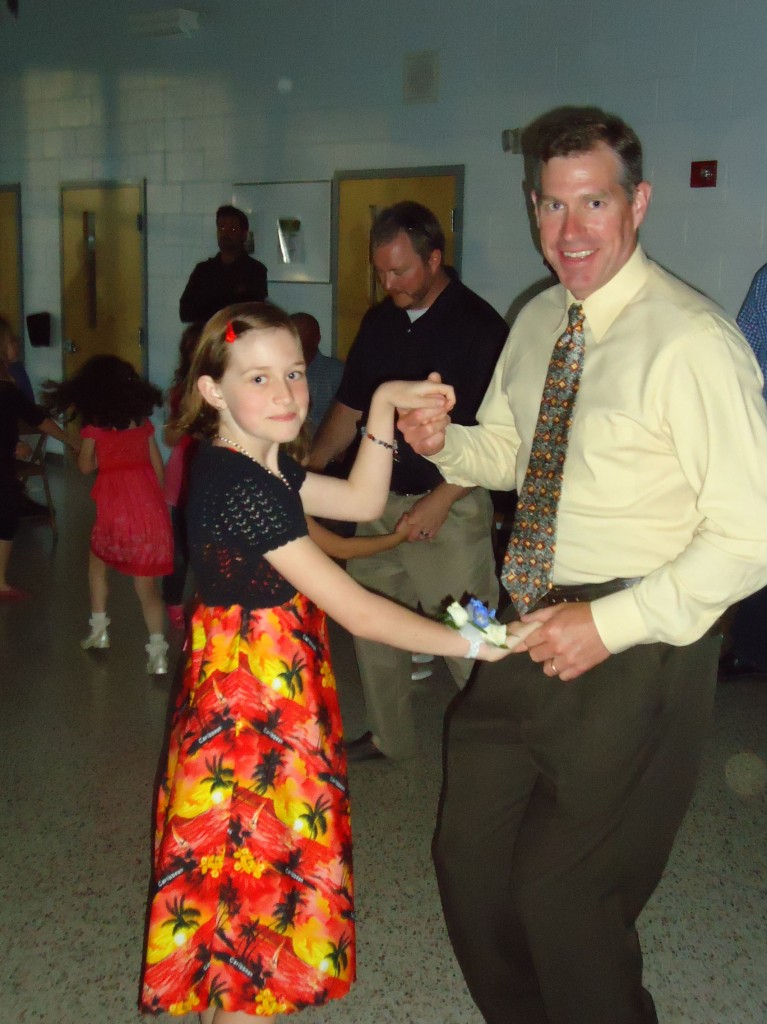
[0,185,23,338]
[334,169,462,360]
[61,184,146,378]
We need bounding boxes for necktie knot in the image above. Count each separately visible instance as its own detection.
[568,302,585,329]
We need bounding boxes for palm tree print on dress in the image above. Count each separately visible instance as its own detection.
[202,755,235,803]
[141,596,355,1015]
[272,887,306,934]
[156,848,197,891]
[322,932,352,977]
[252,748,285,794]
[253,708,292,748]
[188,708,235,755]
[276,848,318,890]
[295,794,332,839]
[190,942,213,986]
[236,919,262,959]
[162,895,202,946]
[273,653,306,697]
[206,974,230,1008]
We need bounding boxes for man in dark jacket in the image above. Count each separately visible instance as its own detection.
[179,205,267,325]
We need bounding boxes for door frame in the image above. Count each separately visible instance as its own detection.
[59,178,148,378]
[0,182,24,345]
[331,164,465,358]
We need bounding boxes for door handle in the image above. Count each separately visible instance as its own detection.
[64,339,78,354]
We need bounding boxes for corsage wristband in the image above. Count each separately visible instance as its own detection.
[464,634,482,660]
[441,597,508,658]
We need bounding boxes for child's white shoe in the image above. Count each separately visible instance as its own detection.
[81,614,110,650]
[145,634,169,675]
[146,649,168,675]
[411,652,434,681]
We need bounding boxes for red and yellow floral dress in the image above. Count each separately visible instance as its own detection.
[140,444,355,1017]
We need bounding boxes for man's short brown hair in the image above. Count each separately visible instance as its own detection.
[370,201,445,262]
[526,106,644,200]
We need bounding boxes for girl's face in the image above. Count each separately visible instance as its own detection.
[201,327,309,448]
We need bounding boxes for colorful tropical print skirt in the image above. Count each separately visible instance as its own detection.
[140,596,355,1017]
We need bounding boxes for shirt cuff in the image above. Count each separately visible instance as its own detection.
[590,587,650,654]
[427,430,480,488]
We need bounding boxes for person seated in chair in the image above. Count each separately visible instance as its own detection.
[0,331,78,598]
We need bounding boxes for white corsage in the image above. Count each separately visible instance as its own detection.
[443,598,508,658]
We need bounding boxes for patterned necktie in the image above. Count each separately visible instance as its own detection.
[502,303,586,613]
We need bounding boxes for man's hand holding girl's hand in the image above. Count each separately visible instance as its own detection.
[380,373,455,413]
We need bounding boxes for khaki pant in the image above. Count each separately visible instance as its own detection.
[348,488,498,759]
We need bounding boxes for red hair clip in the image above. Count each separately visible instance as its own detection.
[224,321,237,343]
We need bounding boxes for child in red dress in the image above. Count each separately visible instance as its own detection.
[139,303,511,1022]
[44,356,173,673]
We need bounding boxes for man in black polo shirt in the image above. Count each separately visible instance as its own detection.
[310,201,508,761]
[179,205,268,325]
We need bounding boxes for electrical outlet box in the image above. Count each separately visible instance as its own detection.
[690,160,717,188]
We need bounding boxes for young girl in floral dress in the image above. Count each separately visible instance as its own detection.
[43,356,173,673]
[139,303,511,1022]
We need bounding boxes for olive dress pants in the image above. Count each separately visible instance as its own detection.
[433,629,720,1024]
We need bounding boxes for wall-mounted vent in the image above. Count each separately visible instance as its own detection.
[403,50,440,105]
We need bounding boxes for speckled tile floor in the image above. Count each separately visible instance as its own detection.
[2,463,766,1024]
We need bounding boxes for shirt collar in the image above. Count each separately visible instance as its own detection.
[564,245,649,342]
[391,275,460,322]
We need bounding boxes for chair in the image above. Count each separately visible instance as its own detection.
[15,420,57,539]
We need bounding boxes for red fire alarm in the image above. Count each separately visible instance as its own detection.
[690,160,717,188]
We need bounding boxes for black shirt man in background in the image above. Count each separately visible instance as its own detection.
[179,205,267,325]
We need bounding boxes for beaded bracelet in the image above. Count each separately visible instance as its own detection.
[363,429,399,457]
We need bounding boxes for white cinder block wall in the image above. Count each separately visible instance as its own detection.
[1,0,767,399]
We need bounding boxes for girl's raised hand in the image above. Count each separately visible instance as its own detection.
[377,373,456,414]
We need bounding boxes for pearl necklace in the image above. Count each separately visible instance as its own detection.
[215,434,289,486]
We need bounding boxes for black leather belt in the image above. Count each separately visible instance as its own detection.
[532,576,642,610]
[390,488,429,498]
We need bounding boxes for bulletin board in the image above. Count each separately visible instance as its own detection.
[232,179,332,283]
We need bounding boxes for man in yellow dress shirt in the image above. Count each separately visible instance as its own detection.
[400,107,767,1024]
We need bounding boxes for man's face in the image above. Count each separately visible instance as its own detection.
[372,231,443,310]
[533,143,651,299]
[216,214,248,256]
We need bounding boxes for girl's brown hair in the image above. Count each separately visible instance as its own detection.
[173,302,299,438]
[42,354,163,429]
